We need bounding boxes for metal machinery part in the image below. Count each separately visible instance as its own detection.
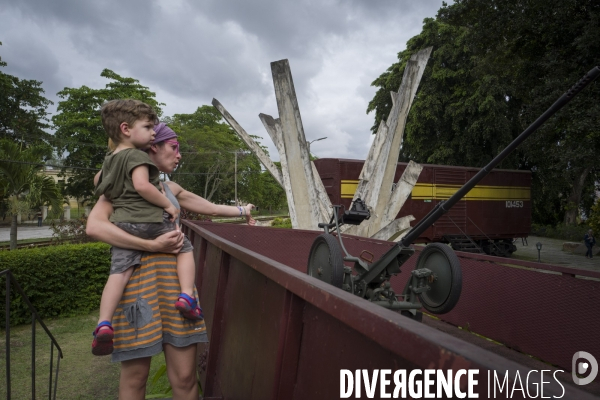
[477,239,517,257]
[307,234,344,288]
[306,66,600,321]
[414,243,462,314]
[306,199,463,321]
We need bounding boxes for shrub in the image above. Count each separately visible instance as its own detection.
[0,242,111,326]
[271,217,292,229]
[531,223,590,242]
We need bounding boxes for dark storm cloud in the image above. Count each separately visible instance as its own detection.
[1,0,440,100]
[184,0,441,99]
[196,0,433,56]
[3,0,155,32]
[0,0,448,159]
[195,0,349,56]
[1,32,62,96]
[1,0,159,101]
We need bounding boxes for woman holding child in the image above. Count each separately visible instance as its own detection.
[87,99,255,400]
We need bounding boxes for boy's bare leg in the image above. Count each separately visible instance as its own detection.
[176,252,195,297]
[98,267,134,326]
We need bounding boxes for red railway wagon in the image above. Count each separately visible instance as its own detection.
[313,158,532,257]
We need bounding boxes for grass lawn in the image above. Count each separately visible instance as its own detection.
[0,310,170,399]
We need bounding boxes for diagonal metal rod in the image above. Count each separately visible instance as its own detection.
[400,66,600,247]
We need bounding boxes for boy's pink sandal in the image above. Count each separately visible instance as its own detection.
[92,321,114,356]
[174,293,204,321]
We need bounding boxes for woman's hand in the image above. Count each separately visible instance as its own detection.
[151,229,184,253]
[244,203,256,226]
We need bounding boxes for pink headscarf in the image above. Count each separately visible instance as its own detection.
[153,122,177,144]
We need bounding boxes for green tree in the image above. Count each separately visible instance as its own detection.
[368,0,600,226]
[0,42,53,150]
[165,106,262,204]
[0,140,62,249]
[52,69,164,205]
[255,166,287,214]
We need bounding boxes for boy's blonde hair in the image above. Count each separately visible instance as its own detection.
[108,138,117,151]
[100,99,158,143]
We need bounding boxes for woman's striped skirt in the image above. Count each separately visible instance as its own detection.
[111,253,208,362]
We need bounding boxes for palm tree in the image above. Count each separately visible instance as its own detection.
[0,140,62,249]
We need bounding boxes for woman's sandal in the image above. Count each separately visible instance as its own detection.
[174,293,204,321]
[92,320,114,356]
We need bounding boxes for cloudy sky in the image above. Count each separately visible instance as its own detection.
[1,0,446,161]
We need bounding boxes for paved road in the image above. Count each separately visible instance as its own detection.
[512,235,600,271]
[0,225,54,242]
[0,216,279,242]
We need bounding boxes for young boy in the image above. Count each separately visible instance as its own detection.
[92,99,202,356]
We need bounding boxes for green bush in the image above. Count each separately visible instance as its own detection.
[531,223,590,242]
[271,217,292,229]
[0,242,111,326]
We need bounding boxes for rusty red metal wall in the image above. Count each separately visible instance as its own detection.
[183,221,599,399]
[413,253,600,375]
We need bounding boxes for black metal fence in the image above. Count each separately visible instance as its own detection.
[1,269,63,400]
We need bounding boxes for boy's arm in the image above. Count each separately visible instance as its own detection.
[131,165,179,219]
[94,170,102,186]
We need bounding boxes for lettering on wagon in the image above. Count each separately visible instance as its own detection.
[506,201,524,208]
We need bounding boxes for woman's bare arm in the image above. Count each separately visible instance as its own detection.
[166,181,256,225]
[86,196,184,253]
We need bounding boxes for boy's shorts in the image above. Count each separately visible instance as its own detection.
[110,212,193,275]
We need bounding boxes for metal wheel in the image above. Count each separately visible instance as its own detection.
[416,243,462,314]
[485,240,517,257]
[307,234,344,288]
[500,239,517,257]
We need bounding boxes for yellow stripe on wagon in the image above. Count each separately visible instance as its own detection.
[340,181,530,201]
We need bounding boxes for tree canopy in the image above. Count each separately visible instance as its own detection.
[368,0,600,225]
[254,163,287,213]
[0,42,53,151]
[165,106,266,205]
[52,69,164,204]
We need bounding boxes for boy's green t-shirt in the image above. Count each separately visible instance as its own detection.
[95,148,164,223]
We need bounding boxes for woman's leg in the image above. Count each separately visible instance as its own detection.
[119,357,151,400]
[164,343,198,400]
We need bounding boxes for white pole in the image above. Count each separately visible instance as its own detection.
[234,151,238,206]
